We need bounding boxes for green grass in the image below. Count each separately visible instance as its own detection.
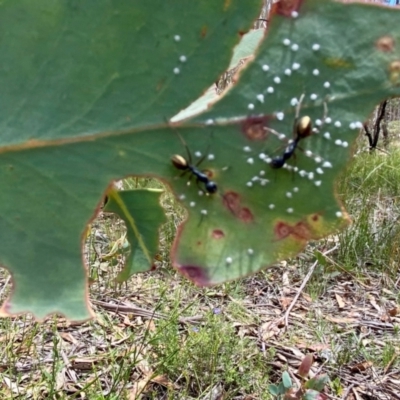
[1,142,400,398]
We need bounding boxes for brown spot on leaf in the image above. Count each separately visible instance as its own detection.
[156,78,166,91]
[325,57,353,69]
[311,214,319,222]
[222,191,241,212]
[291,222,312,241]
[212,229,225,239]
[222,191,254,223]
[274,220,312,241]
[204,169,214,178]
[200,26,208,38]
[376,36,395,52]
[238,207,254,223]
[241,116,269,141]
[178,265,210,286]
[273,0,304,17]
[274,221,292,240]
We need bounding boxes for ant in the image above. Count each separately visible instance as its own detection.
[270,115,312,168]
[270,94,316,169]
[171,133,218,194]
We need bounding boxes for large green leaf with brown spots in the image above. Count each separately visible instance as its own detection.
[0,0,261,320]
[0,0,399,320]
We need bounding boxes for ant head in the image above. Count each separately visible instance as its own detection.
[171,154,188,170]
[296,116,312,139]
[205,181,218,194]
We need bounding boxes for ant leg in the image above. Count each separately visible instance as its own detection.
[292,93,306,136]
[295,93,305,118]
[195,178,205,194]
[173,130,193,165]
[322,100,329,125]
[195,151,208,168]
[195,133,214,168]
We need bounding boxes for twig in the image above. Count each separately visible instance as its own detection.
[91,299,203,325]
[284,246,338,329]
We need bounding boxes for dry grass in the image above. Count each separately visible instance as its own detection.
[1,136,400,399]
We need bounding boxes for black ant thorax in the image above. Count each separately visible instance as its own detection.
[171,150,218,195]
[270,113,315,169]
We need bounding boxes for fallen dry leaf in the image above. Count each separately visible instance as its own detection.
[280,297,292,310]
[296,342,330,352]
[350,361,373,372]
[325,316,357,324]
[71,357,101,370]
[388,306,400,317]
[259,321,281,340]
[335,293,346,309]
[150,374,174,389]
[59,332,79,345]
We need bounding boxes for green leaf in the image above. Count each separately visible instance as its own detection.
[303,389,327,400]
[172,0,400,285]
[173,29,265,122]
[268,384,281,396]
[0,0,261,320]
[305,374,329,392]
[1,0,400,320]
[103,188,166,281]
[282,371,292,389]
[314,250,328,267]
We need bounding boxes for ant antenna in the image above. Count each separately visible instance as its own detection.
[174,130,193,165]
